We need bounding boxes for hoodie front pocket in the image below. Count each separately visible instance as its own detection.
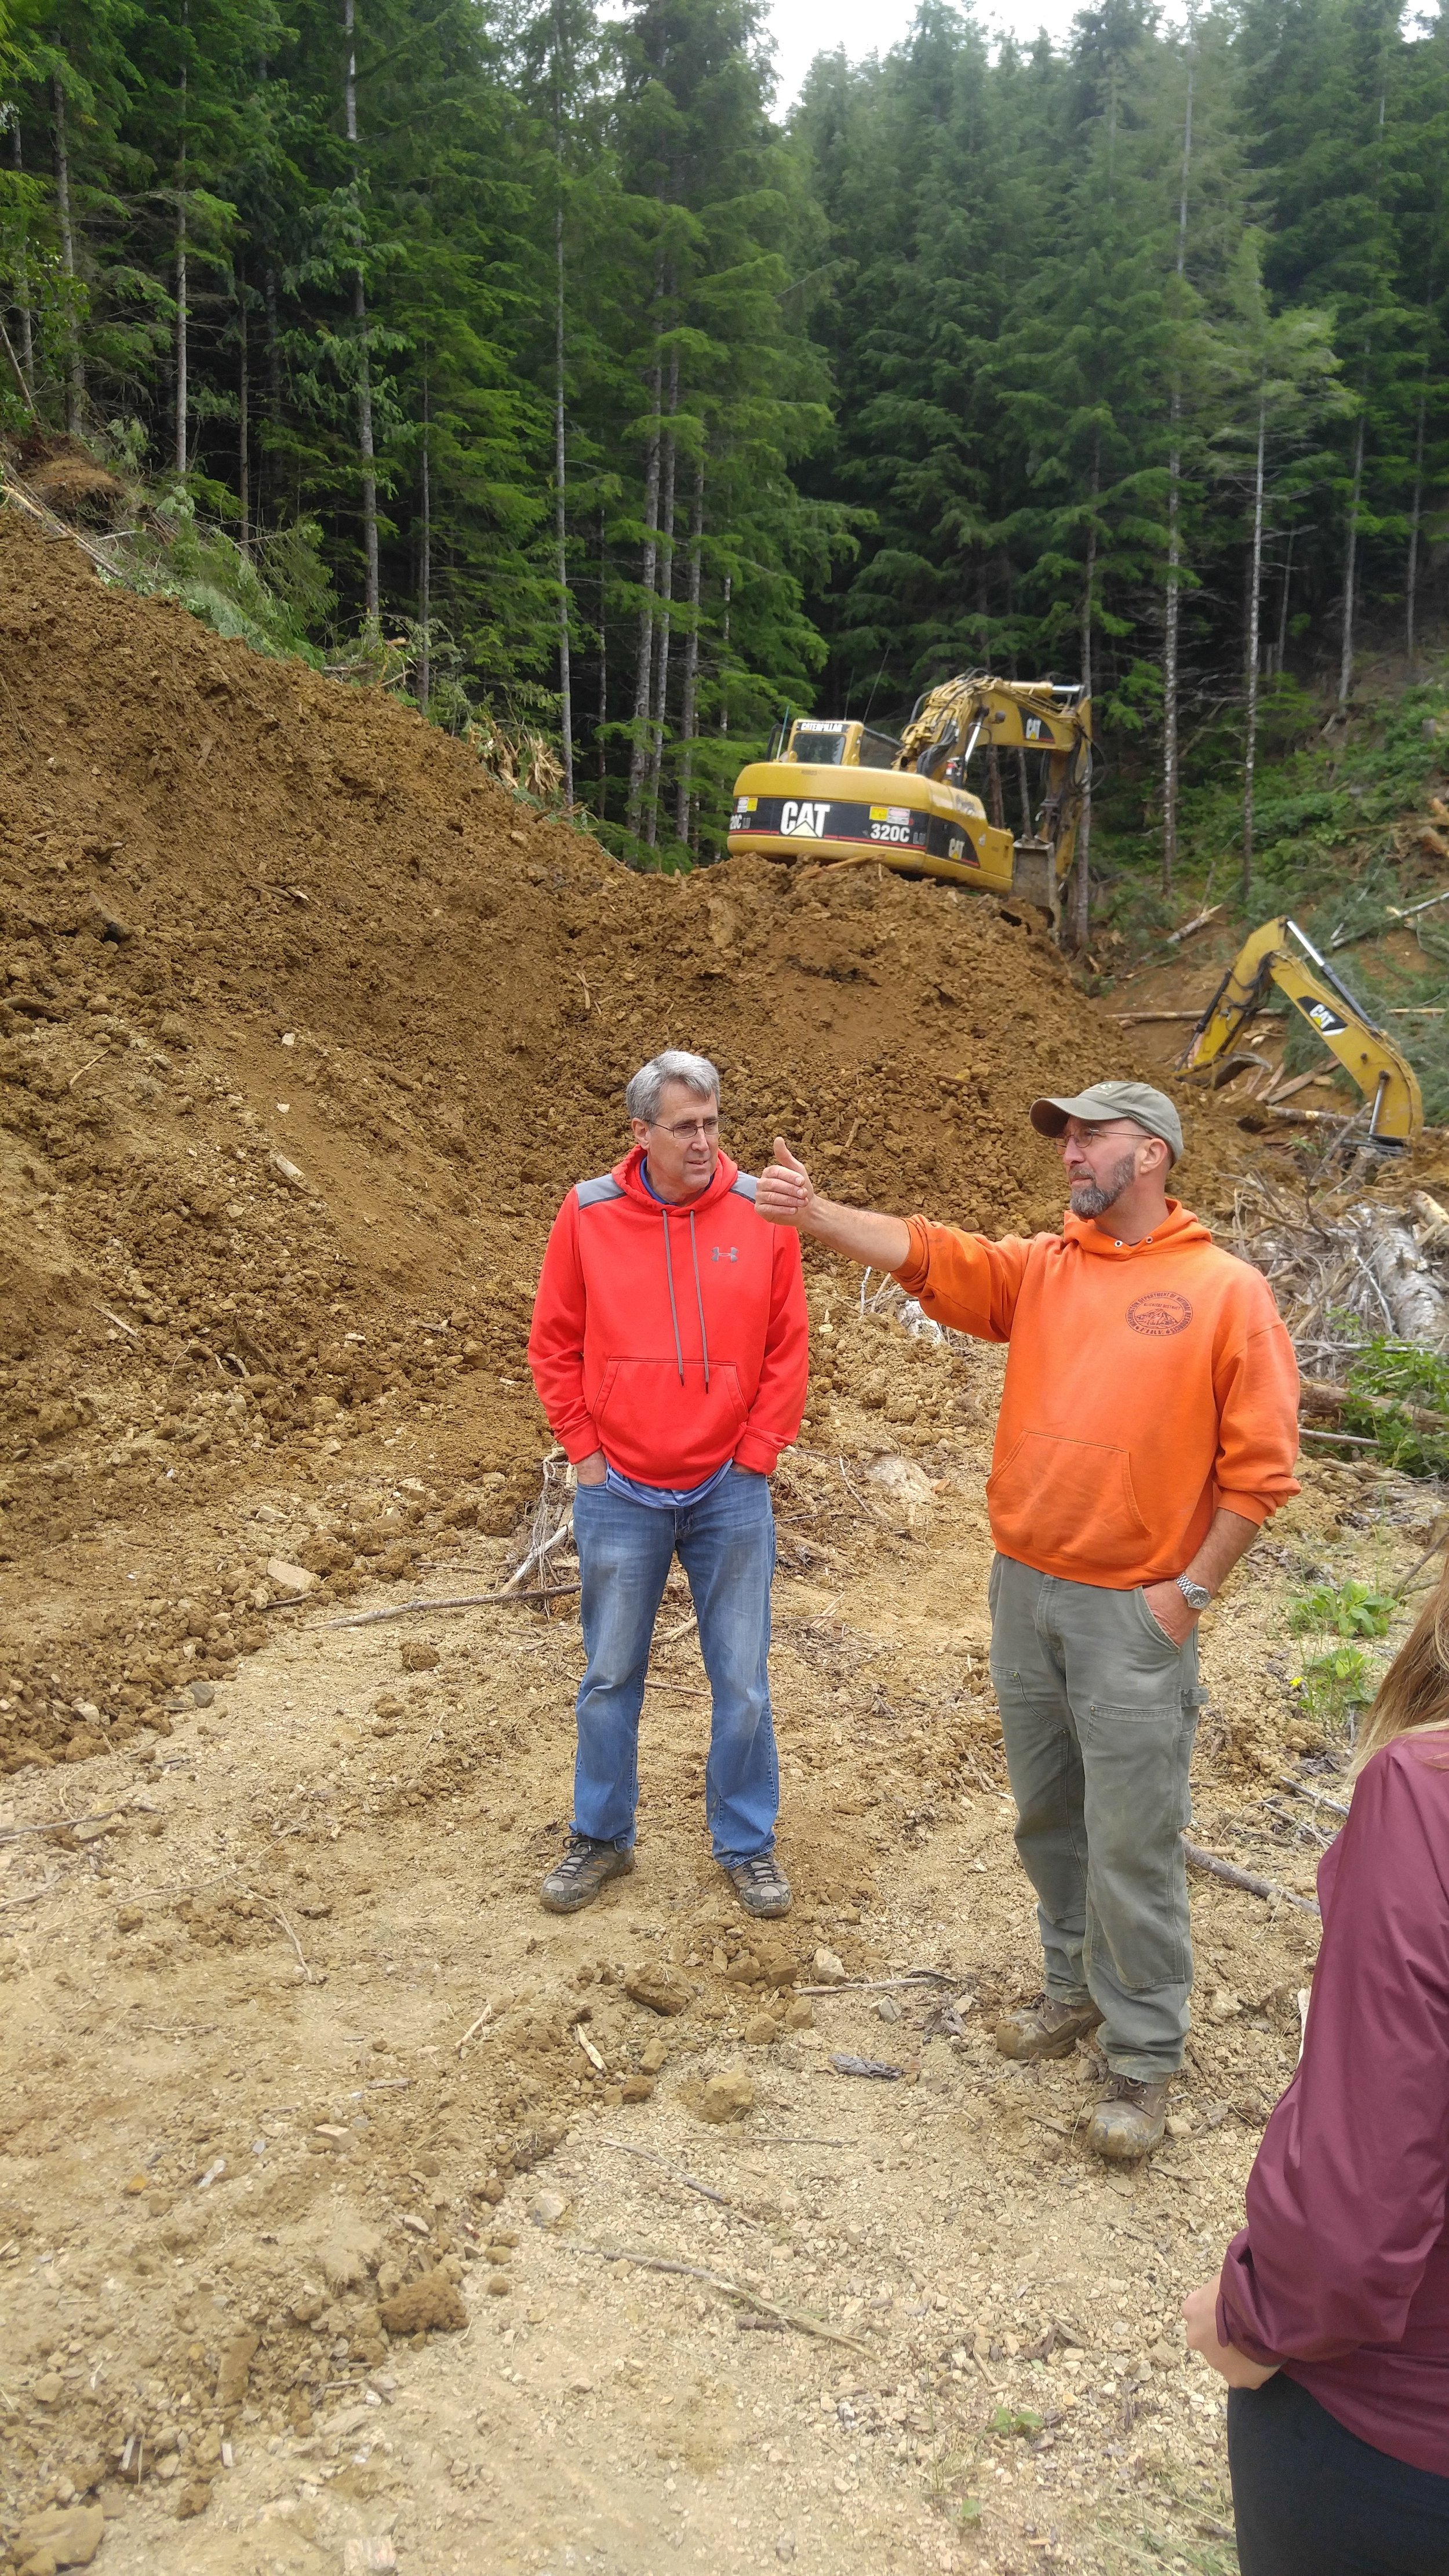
[986,1431,1151,1578]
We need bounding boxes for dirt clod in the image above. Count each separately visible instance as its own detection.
[624,1966,691,2017]
[693,2069,755,2125]
[377,2267,468,2335]
[13,2506,104,2568]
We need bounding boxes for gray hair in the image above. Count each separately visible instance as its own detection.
[625,1050,721,1125]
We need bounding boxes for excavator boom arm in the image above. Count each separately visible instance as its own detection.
[1182,917,1423,1145]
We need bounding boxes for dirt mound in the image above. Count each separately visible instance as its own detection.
[9,432,129,529]
[0,501,1243,1770]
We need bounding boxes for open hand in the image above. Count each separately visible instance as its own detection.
[1182,2275,1278,2389]
[755,1137,818,1230]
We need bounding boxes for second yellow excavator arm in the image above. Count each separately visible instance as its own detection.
[895,674,1093,886]
[1182,915,1423,1146]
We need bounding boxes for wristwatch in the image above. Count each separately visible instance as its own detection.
[1177,1575,1213,1613]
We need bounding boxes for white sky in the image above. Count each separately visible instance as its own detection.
[766,0,1090,108]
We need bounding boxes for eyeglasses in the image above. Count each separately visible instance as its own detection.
[1053,1123,1150,1154]
[652,1115,721,1142]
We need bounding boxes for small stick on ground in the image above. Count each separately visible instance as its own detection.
[1392,1518,1449,1599]
[798,1971,953,1996]
[641,1680,710,1700]
[456,2004,494,2054]
[0,1810,123,1844]
[267,1901,317,1980]
[573,2242,871,2354]
[1182,1836,1320,1916]
[753,2137,847,2149]
[323,1582,580,1629]
[654,1610,699,1647]
[1276,1775,1350,1819]
[598,2137,733,2208]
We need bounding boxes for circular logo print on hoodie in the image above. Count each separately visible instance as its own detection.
[1127,1289,1193,1337]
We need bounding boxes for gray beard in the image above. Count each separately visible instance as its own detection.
[1068,1151,1139,1221]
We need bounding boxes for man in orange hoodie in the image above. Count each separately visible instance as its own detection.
[756,1080,1299,2160]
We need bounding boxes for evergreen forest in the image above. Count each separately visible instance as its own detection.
[3,0,1449,915]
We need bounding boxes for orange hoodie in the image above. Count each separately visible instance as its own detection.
[895,1201,1300,1589]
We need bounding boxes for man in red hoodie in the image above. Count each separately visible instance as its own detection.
[756,1080,1299,2157]
[528,1050,809,1919]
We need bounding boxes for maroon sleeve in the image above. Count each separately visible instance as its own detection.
[735,1224,809,1475]
[1218,1743,1449,2365]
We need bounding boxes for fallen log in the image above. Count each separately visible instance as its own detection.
[1299,1377,1449,1438]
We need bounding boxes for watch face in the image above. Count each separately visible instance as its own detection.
[1179,1580,1211,1610]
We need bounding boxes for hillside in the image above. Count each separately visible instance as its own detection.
[0,504,1242,1774]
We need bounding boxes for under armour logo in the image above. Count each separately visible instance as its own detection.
[711,1246,739,1262]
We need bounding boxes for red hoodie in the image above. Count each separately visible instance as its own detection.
[527,1147,809,1486]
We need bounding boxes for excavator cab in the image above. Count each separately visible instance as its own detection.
[777,716,905,770]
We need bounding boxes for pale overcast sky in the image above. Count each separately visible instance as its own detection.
[765,0,1090,108]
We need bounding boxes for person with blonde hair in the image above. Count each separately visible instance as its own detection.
[1181,1566,1449,2574]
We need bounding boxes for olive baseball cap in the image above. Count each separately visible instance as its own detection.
[1028,1079,1184,1163]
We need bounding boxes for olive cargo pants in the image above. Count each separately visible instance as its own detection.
[988,1553,1206,2082]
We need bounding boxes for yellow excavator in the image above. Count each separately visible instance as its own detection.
[1181,916,1423,1147]
[727,675,1093,916]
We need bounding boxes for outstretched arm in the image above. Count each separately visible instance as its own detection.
[755,1139,911,1271]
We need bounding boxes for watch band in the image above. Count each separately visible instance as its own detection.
[1176,1574,1213,1611]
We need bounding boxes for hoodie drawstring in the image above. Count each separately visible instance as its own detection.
[689,1212,711,1391]
[659,1207,711,1390]
[661,1210,685,1384]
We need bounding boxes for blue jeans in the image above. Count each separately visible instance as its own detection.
[571,1465,779,1864]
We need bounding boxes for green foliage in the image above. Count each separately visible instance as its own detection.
[987,2406,1043,2437]
[1287,1577,1395,1638]
[89,483,332,660]
[1293,1642,1378,1731]
[1344,1338,1449,1478]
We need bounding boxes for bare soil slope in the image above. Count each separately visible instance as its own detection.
[0,503,1239,1771]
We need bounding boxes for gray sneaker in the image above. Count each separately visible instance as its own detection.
[540,1833,636,1915]
[723,1851,792,1918]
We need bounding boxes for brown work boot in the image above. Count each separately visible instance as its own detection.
[723,1850,792,1919]
[1085,2075,1168,2162]
[540,1833,635,1915]
[995,1993,1104,2062]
